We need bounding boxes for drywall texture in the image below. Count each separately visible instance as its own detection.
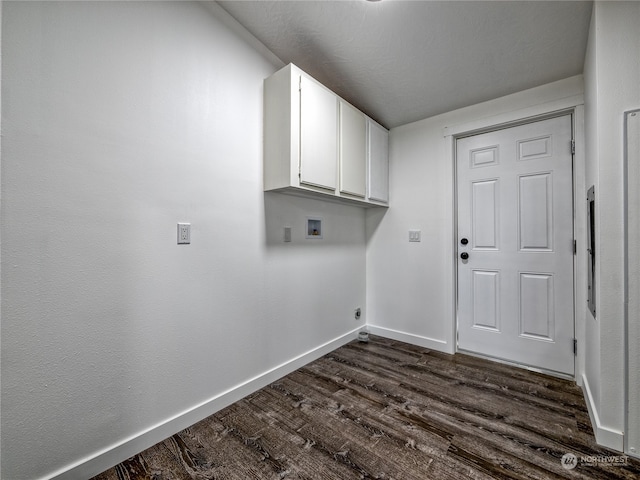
[366,75,584,355]
[0,2,365,479]
[583,0,640,448]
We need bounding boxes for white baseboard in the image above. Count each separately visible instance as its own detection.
[366,325,453,354]
[581,373,624,452]
[48,327,361,480]
[43,327,622,479]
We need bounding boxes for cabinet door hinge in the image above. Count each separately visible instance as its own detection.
[570,139,576,155]
[573,338,578,356]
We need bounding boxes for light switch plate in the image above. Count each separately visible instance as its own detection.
[409,230,421,242]
[284,226,292,242]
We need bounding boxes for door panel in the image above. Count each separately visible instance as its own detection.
[299,75,337,191]
[519,173,552,250]
[472,180,499,249]
[519,273,554,340]
[471,146,499,168]
[457,115,574,375]
[339,100,366,197]
[367,119,389,203]
[518,135,552,160]
[472,270,500,331]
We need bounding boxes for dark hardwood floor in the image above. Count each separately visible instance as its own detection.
[92,336,640,479]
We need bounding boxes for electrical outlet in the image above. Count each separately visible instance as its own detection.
[177,223,191,244]
[355,307,362,320]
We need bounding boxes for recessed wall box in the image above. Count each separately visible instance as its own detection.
[306,217,323,239]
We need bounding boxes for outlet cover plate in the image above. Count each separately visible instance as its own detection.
[177,223,191,244]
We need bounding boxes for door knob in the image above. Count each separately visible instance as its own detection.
[461,238,469,245]
[460,252,469,260]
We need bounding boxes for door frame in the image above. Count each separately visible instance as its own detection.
[624,108,640,458]
[445,102,585,380]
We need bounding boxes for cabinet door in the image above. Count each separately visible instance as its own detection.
[339,100,367,197]
[299,75,337,191]
[368,119,389,203]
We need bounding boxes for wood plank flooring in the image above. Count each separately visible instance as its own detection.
[92,336,640,479]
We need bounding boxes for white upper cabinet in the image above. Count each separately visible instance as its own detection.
[339,100,367,198]
[264,64,388,207]
[367,118,389,204]
[299,75,338,192]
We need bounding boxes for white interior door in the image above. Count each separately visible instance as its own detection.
[457,115,575,376]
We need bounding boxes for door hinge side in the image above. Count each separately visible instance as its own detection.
[573,338,577,356]
[571,139,576,155]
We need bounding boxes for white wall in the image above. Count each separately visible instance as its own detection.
[365,119,455,350]
[582,1,603,444]
[0,2,366,479]
[366,76,585,355]
[582,0,640,451]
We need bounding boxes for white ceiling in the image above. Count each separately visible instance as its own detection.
[217,0,593,129]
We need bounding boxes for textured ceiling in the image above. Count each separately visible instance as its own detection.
[217,0,593,129]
